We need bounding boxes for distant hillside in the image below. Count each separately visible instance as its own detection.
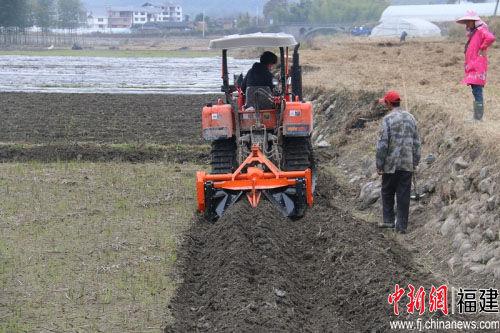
[83,0,264,17]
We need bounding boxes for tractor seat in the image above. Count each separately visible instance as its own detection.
[245,86,275,110]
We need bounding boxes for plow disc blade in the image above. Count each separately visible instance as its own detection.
[263,178,307,218]
[203,183,242,221]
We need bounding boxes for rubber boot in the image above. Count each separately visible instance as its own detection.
[473,101,484,121]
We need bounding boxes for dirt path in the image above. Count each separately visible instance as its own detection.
[166,171,458,332]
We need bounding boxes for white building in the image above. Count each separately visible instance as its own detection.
[159,4,183,22]
[133,10,148,24]
[87,13,108,30]
[133,2,183,25]
[107,3,183,28]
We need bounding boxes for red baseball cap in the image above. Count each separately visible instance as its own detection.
[378,91,401,105]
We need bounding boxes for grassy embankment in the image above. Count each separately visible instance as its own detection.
[302,36,500,292]
[302,36,500,153]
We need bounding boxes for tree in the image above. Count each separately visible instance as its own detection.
[194,13,204,22]
[0,0,31,28]
[264,0,292,24]
[308,0,389,24]
[237,13,251,29]
[263,0,388,25]
[33,0,56,31]
[264,0,288,19]
[57,0,84,29]
[289,0,312,23]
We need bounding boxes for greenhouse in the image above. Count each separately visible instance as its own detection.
[370,18,441,38]
[381,2,500,23]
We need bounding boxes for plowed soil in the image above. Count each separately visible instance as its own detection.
[0,92,220,162]
[167,172,457,332]
[0,93,219,145]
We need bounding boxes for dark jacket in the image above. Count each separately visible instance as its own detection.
[241,62,274,93]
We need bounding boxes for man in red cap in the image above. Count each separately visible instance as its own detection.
[376,91,421,234]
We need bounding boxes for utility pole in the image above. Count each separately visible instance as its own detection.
[256,0,262,26]
[202,10,205,38]
[256,4,259,26]
[494,0,499,17]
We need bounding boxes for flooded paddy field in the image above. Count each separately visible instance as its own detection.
[0,55,253,94]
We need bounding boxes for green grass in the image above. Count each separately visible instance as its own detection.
[0,142,210,160]
[0,49,217,58]
[0,162,199,332]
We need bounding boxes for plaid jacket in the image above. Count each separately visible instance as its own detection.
[376,107,421,173]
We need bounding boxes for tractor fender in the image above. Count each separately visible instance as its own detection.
[202,103,234,141]
[283,101,313,137]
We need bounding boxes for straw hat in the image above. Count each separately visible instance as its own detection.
[456,9,481,24]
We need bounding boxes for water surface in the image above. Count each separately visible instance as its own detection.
[0,55,254,94]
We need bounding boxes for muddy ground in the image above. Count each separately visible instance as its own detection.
[0,93,220,161]
[166,170,468,332]
[0,93,219,145]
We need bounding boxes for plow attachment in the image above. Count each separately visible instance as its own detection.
[197,145,313,221]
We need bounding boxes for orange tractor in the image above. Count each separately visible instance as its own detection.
[196,33,315,221]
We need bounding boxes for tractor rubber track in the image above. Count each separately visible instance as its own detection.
[210,138,237,174]
[282,136,315,171]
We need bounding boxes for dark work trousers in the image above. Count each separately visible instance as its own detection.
[471,84,484,103]
[382,170,412,231]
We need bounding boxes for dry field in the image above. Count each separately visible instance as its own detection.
[85,36,212,52]
[302,36,500,154]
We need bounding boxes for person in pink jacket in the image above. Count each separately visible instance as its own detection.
[456,10,496,121]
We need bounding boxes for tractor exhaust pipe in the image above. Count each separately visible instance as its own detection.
[291,43,302,101]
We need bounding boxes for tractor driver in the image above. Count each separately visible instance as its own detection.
[241,51,278,109]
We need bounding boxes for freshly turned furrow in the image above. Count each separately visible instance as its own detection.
[166,172,447,332]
